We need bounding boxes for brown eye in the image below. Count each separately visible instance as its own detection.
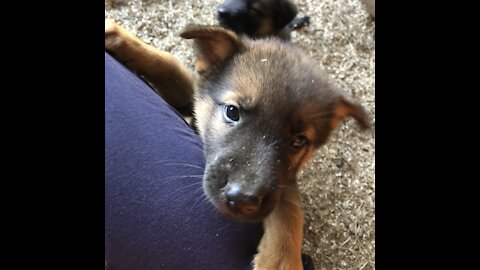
[291,135,307,149]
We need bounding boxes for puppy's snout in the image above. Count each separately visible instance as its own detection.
[225,184,262,215]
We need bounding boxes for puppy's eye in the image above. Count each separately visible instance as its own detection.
[223,105,240,122]
[291,135,307,149]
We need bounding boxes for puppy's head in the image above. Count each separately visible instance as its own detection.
[181,26,370,223]
[217,0,297,38]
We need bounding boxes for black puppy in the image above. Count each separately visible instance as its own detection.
[217,0,310,40]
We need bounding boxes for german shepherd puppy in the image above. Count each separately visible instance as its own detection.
[217,0,310,40]
[105,20,370,269]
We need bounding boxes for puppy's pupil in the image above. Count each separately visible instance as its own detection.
[291,135,307,149]
[224,105,240,122]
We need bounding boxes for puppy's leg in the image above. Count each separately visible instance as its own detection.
[253,185,304,270]
[105,19,194,114]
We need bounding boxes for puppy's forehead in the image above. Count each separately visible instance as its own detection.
[220,40,331,110]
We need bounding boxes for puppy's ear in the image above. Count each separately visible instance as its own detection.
[180,25,245,73]
[273,0,298,30]
[331,94,371,130]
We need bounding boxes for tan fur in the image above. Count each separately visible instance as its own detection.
[105,20,194,112]
[331,97,370,130]
[193,95,215,141]
[220,91,244,108]
[289,127,316,172]
[220,75,260,109]
[180,26,245,74]
[290,146,314,172]
[331,105,350,129]
[253,185,304,270]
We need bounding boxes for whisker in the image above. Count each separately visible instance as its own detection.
[162,163,205,170]
[172,181,203,193]
[199,193,218,212]
[191,190,212,209]
[216,222,232,234]
[189,187,206,199]
[183,188,211,223]
[158,174,203,182]
[151,159,204,168]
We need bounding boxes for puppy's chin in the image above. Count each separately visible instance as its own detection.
[221,210,266,223]
[207,190,281,223]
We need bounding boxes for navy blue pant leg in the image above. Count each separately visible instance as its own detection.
[105,52,264,270]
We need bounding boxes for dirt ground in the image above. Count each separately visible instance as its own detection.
[105,0,375,269]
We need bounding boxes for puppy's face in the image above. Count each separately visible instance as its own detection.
[217,0,297,38]
[181,26,370,222]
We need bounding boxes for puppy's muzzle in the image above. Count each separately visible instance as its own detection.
[225,183,265,215]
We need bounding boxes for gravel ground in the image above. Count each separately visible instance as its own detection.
[105,0,375,269]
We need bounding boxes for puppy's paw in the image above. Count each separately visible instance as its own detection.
[105,19,124,52]
[105,19,117,34]
[253,253,303,270]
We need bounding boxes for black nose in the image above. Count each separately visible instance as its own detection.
[225,185,261,215]
[217,7,230,19]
